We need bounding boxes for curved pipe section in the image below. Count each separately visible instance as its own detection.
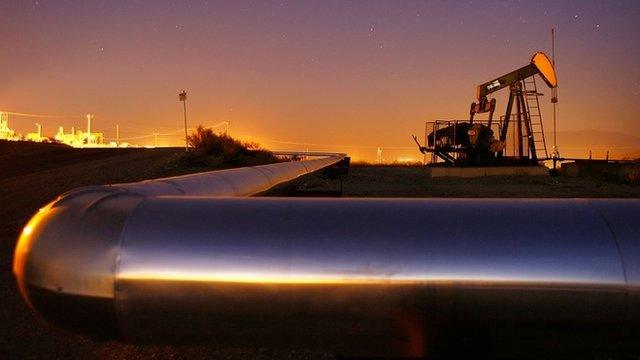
[12,156,344,338]
[13,196,640,348]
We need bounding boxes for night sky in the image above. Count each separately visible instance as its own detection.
[2,0,639,160]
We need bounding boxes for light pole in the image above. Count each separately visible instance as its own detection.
[179,90,188,151]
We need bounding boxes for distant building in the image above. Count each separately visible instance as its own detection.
[26,123,47,142]
[2,111,114,147]
[55,126,81,146]
[54,127,106,147]
[0,112,21,141]
[54,114,106,147]
[83,114,104,146]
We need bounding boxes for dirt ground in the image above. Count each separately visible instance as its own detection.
[3,143,640,359]
[273,165,640,198]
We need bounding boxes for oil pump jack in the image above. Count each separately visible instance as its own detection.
[415,52,558,166]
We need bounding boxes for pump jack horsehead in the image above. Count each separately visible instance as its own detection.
[417,52,558,166]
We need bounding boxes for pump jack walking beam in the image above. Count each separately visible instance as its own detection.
[473,52,557,161]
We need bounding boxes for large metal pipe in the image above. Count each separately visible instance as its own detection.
[12,156,345,337]
[13,194,640,354]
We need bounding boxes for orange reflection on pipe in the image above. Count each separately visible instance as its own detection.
[117,270,615,289]
[118,271,432,285]
[13,202,56,306]
[14,204,53,277]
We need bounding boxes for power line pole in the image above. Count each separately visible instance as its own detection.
[179,90,188,151]
[116,124,120,146]
[153,133,159,147]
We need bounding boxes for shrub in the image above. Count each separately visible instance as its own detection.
[183,125,279,168]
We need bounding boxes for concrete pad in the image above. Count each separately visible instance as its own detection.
[426,166,549,178]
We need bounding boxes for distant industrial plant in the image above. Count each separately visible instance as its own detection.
[0,112,126,148]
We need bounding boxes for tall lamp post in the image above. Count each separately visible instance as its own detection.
[179,90,188,151]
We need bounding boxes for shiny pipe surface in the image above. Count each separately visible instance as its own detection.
[112,155,345,197]
[13,196,640,351]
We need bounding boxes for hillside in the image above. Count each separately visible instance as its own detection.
[0,141,205,233]
[1,141,163,180]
